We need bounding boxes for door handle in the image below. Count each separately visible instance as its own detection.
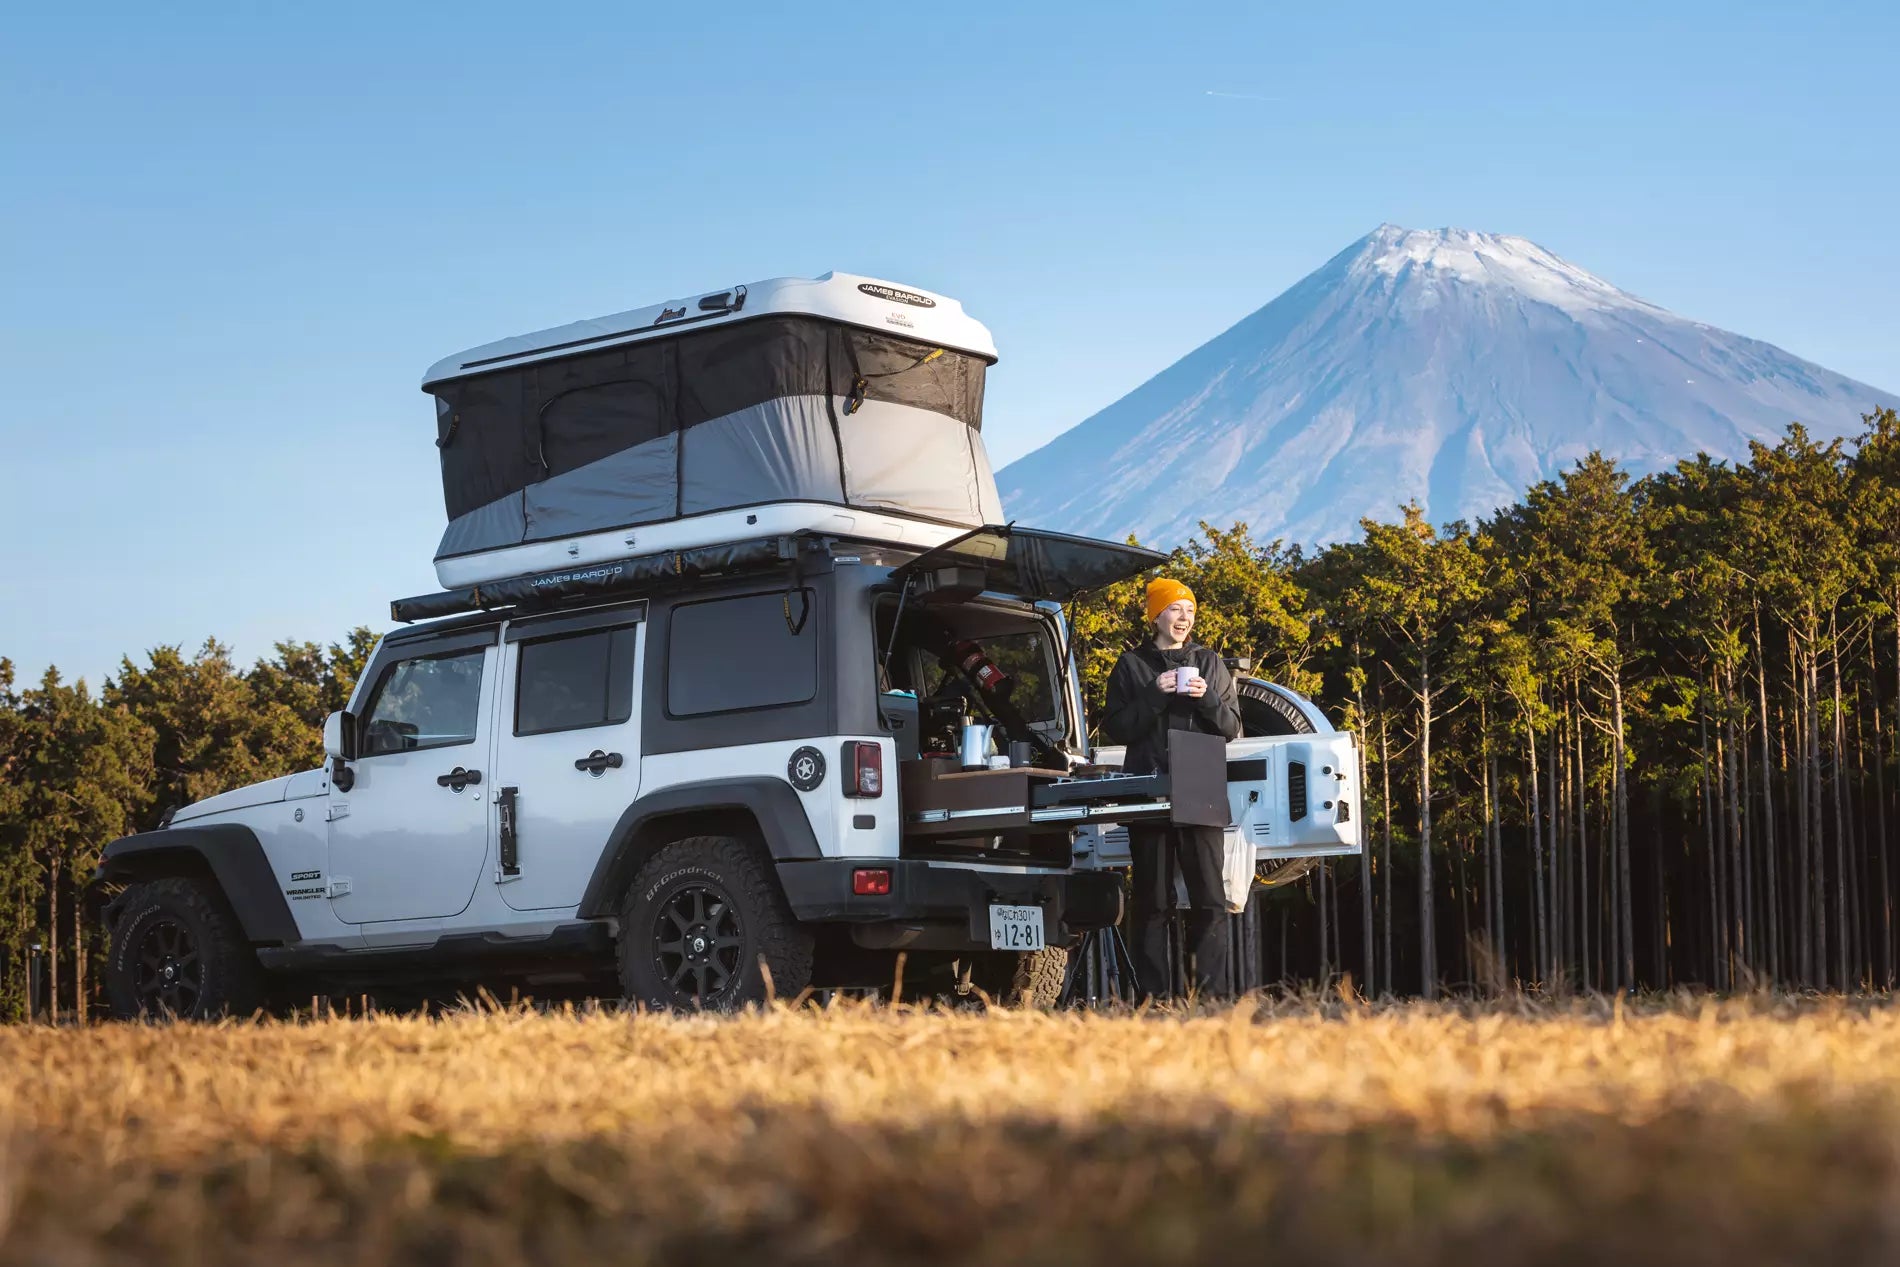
[437,766,482,792]
[574,750,624,776]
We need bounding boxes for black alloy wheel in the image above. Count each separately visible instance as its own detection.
[616,835,814,1012]
[105,876,264,1021]
[652,882,745,1005]
[132,916,205,1016]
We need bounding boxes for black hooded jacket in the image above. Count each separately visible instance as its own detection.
[1100,641,1241,775]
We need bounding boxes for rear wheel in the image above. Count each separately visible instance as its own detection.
[106,877,263,1021]
[617,836,813,1011]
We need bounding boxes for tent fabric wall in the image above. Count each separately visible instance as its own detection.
[430,315,997,568]
[678,396,844,516]
[523,432,680,544]
[839,403,993,525]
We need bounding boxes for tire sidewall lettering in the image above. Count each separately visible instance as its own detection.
[108,885,239,1019]
[641,865,725,906]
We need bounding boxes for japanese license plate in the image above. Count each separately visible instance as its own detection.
[988,904,1046,951]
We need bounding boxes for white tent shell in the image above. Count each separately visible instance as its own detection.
[424,273,1006,590]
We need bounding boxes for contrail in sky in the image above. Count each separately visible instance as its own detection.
[1204,90,1278,102]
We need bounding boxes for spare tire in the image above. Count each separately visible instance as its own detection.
[1235,678,1330,738]
[966,947,1070,1008]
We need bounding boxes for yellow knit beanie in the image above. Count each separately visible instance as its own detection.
[1145,578,1196,623]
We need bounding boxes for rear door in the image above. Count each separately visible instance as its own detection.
[492,603,646,911]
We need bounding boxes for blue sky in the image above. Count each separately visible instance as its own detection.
[3,0,1896,688]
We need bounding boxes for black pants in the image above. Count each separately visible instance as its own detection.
[1127,823,1230,1000]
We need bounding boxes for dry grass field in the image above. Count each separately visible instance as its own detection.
[4,994,1900,1266]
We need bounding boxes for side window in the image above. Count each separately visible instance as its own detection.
[516,625,639,735]
[667,591,817,717]
[359,649,486,756]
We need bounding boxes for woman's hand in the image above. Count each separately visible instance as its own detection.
[1185,675,1208,698]
[1155,669,1179,694]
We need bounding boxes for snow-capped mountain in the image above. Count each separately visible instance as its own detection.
[997,225,1900,548]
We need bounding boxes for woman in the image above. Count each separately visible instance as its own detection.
[1102,577,1242,1000]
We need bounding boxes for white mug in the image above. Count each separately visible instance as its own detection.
[1174,665,1201,694]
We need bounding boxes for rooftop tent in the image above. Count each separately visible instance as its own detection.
[423,274,1005,589]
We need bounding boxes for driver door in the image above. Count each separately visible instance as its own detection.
[328,633,496,924]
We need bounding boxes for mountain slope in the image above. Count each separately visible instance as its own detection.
[997,226,1900,547]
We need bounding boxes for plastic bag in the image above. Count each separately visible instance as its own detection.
[1220,827,1252,913]
[1173,828,1254,913]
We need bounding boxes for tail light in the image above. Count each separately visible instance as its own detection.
[844,741,883,797]
[852,868,892,896]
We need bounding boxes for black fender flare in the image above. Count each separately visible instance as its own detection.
[577,778,820,918]
[94,823,300,945]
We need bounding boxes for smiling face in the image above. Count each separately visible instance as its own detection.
[1153,599,1196,648]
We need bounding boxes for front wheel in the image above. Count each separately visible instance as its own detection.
[617,836,814,1011]
[105,877,263,1020]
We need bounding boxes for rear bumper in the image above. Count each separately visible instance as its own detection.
[777,858,1123,947]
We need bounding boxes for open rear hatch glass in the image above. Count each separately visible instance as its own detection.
[887,524,1166,604]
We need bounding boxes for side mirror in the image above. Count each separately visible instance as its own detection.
[323,710,357,762]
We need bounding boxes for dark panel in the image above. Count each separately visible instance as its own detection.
[513,622,642,736]
[257,921,613,974]
[674,315,831,428]
[357,647,486,756]
[503,600,647,643]
[381,623,503,653]
[537,380,669,477]
[393,538,795,623]
[605,625,640,722]
[515,629,614,735]
[666,590,818,717]
[840,327,986,429]
[641,577,838,757]
[431,315,989,524]
[527,337,673,478]
[773,858,1122,933]
[1166,730,1231,828]
[436,369,536,520]
[575,778,823,917]
[890,524,1168,605]
[96,823,301,945]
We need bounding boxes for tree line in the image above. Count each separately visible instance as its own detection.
[2,409,1896,1016]
[0,633,374,1019]
[1068,408,1900,998]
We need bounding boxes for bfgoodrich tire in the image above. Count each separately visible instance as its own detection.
[968,947,1070,1009]
[617,836,814,1011]
[105,877,264,1021]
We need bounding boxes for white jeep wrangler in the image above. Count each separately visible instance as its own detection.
[93,268,1361,1018]
[95,527,1359,1018]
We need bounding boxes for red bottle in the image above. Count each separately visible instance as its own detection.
[952,640,1011,697]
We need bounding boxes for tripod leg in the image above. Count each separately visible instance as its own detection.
[1166,833,1184,999]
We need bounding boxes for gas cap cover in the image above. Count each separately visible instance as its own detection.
[788,746,826,792]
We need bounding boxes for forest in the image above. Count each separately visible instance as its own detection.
[3,408,1896,1018]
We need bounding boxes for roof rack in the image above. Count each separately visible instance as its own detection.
[389,534,839,623]
[386,524,1168,624]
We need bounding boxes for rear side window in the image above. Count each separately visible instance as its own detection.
[667,591,817,717]
[516,626,640,735]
